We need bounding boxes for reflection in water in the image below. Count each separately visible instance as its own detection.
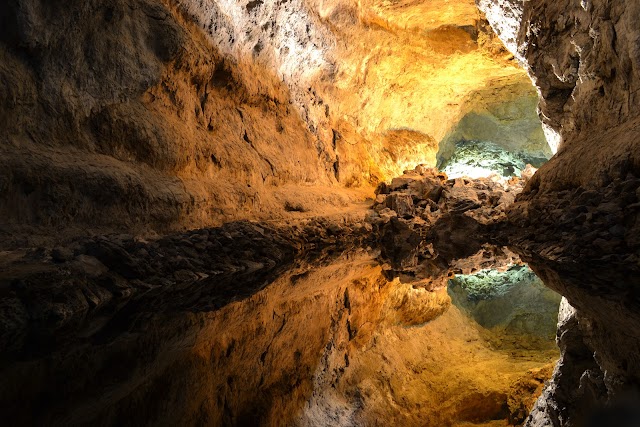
[449,265,562,351]
[0,251,559,426]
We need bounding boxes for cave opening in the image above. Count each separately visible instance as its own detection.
[433,77,554,180]
[357,6,569,419]
[448,265,561,354]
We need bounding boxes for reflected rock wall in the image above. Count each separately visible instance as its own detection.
[1,251,558,426]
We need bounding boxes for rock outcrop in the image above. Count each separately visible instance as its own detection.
[368,166,525,288]
[478,0,640,423]
[524,298,608,427]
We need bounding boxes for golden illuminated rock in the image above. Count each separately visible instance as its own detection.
[0,0,550,233]
[3,0,639,425]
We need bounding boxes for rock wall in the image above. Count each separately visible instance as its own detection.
[1,0,550,244]
[477,0,640,423]
[316,0,546,179]
[0,0,358,242]
[478,0,640,157]
[0,165,566,426]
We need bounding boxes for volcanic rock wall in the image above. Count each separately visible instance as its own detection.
[0,0,351,242]
[477,0,640,424]
[1,244,558,427]
[0,0,551,244]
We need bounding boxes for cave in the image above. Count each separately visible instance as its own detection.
[1,0,640,426]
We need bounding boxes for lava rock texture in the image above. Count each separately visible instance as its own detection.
[0,218,373,358]
[369,166,524,288]
[478,0,640,424]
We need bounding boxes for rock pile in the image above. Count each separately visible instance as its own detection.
[367,165,527,288]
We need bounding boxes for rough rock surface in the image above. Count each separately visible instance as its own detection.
[478,0,640,423]
[368,165,526,288]
[6,0,640,424]
[448,266,562,350]
[439,140,546,179]
[0,0,366,238]
[478,0,640,156]
[437,78,552,163]
[0,217,376,354]
[524,298,607,427]
[0,246,558,427]
[0,162,562,426]
[0,0,548,243]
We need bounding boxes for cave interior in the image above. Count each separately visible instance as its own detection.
[1,0,640,426]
